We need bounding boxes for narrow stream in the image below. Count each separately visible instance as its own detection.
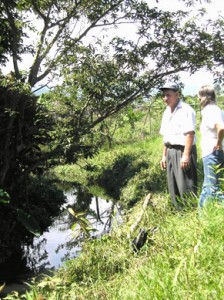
[1,189,122,297]
[26,190,117,271]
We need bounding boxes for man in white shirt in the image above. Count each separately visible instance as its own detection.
[159,83,197,209]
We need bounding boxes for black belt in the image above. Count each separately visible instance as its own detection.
[165,143,185,151]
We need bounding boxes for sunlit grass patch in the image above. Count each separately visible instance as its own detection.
[116,204,224,300]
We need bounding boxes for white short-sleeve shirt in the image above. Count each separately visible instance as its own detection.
[200,103,224,157]
[160,100,196,146]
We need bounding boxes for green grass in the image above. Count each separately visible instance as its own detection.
[50,136,167,207]
[4,198,224,300]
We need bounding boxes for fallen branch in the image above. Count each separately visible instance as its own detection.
[127,193,152,239]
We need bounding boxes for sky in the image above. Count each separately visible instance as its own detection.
[1,0,223,96]
[179,70,214,96]
[157,0,223,95]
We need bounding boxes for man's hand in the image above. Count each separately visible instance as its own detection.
[181,131,194,169]
[160,156,167,170]
[180,153,190,169]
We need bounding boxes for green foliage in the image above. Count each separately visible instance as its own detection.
[49,106,167,207]
[91,141,165,206]
[68,207,96,238]
[95,153,148,200]
[120,163,167,207]
[0,82,52,190]
[0,188,10,204]
[16,209,41,237]
[1,0,223,92]
[183,94,200,113]
[22,177,66,230]
[50,163,89,186]
[38,84,102,163]
[0,283,5,294]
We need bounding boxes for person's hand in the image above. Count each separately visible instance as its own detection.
[180,154,190,169]
[160,156,167,170]
[213,145,223,151]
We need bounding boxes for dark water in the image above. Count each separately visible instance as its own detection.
[0,189,121,297]
[26,190,117,271]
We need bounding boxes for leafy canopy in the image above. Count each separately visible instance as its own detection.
[0,0,223,90]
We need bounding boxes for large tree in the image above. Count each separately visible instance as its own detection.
[0,0,223,88]
[1,0,223,162]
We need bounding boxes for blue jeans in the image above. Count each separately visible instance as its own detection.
[199,150,224,208]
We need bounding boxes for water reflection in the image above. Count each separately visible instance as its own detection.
[26,189,121,272]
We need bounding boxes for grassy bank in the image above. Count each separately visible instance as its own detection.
[5,197,224,299]
[50,136,167,208]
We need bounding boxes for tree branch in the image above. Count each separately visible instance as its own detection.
[28,0,125,86]
[2,0,21,79]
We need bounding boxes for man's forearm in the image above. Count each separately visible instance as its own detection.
[184,131,195,156]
